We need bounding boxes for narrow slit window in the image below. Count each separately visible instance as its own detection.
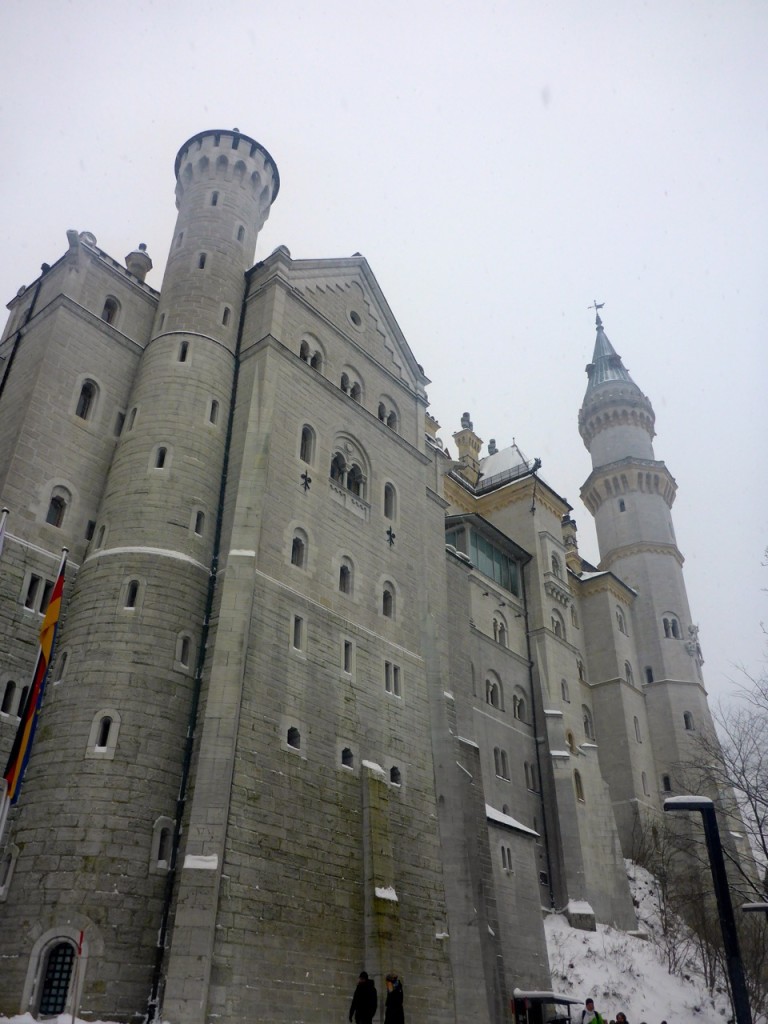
[343,640,352,673]
[209,400,219,425]
[155,447,167,468]
[194,510,205,535]
[222,307,230,326]
[292,615,303,650]
[211,191,219,206]
[125,580,139,609]
[198,253,207,269]
[178,341,189,362]
[96,716,112,749]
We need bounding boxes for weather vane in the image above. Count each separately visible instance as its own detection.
[588,300,605,325]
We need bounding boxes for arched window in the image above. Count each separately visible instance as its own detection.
[561,678,570,702]
[299,425,315,464]
[577,659,585,682]
[645,666,654,684]
[310,351,322,371]
[346,464,364,497]
[551,610,565,640]
[287,726,301,749]
[486,677,502,709]
[341,747,354,769]
[378,402,386,422]
[178,340,189,362]
[671,618,680,639]
[339,559,353,595]
[75,380,98,420]
[125,580,140,608]
[154,446,167,469]
[382,583,395,618]
[582,705,594,740]
[45,491,68,528]
[290,531,307,568]
[211,190,219,206]
[330,452,346,483]
[39,941,76,1016]
[340,373,350,394]
[513,693,526,722]
[386,411,398,430]
[624,661,634,687]
[616,606,627,635]
[574,770,585,802]
[634,716,642,743]
[566,730,577,755]
[497,620,507,646]
[1,680,16,715]
[96,715,113,749]
[570,604,579,628]
[157,826,172,866]
[551,553,562,578]
[350,382,361,402]
[101,296,120,324]
[384,483,397,520]
[299,341,310,362]
[683,711,695,731]
[390,766,401,785]
[19,685,29,715]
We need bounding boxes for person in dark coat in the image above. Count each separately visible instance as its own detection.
[349,971,377,1024]
[384,972,404,1024]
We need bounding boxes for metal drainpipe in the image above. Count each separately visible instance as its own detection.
[146,268,252,1021]
[522,561,556,910]
[0,267,47,403]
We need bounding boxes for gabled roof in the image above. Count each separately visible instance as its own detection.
[252,248,429,393]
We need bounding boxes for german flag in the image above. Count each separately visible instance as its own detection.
[3,553,67,805]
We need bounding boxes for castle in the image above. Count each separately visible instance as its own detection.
[0,129,719,1024]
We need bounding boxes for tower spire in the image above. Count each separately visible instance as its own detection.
[584,306,636,394]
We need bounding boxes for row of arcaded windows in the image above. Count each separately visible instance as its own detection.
[297,339,400,432]
[299,424,398,519]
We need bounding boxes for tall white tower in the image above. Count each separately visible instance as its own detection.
[579,312,711,804]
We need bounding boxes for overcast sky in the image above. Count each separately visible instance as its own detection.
[2,0,766,701]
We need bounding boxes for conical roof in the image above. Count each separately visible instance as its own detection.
[583,314,638,394]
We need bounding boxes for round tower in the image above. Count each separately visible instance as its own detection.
[0,131,278,1018]
[578,312,713,803]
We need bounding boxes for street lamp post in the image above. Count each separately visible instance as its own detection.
[664,796,753,1024]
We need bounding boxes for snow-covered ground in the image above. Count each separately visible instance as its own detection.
[0,862,746,1024]
[545,862,734,1023]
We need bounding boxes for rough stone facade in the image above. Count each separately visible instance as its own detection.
[0,130,725,1024]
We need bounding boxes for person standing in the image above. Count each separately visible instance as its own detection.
[581,997,605,1024]
[384,972,404,1024]
[349,971,377,1024]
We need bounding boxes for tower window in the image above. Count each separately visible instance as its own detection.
[178,341,189,362]
[299,425,315,464]
[155,447,167,468]
[382,583,395,618]
[683,711,695,731]
[198,253,207,269]
[211,191,219,206]
[339,561,353,595]
[75,380,98,420]
[209,400,219,425]
[341,747,354,769]
[194,510,205,536]
[178,635,191,667]
[237,225,245,242]
[45,492,68,528]
[390,766,401,785]
[384,483,397,520]
[125,579,140,609]
[290,531,307,568]
[222,307,230,326]
[101,297,119,325]
[287,726,301,750]
[645,666,654,684]
[574,770,585,802]
[39,942,76,1016]
[619,499,626,512]
[96,715,113,749]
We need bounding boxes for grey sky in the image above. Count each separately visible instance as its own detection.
[2,0,766,700]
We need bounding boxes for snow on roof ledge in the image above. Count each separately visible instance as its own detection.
[375,885,398,902]
[512,989,582,1005]
[486,804,539,836]
[362,759,387,778]
[567,899,594,915]
[543,709,563,717]
[550,749,571,758]
[664,795,714,808]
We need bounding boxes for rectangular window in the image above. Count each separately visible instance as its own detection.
[343,640,353,674]
[467,529,519,595]
[292,615,304,651]
[24,574,41,609]
[385,661,401,697]
[114,411,125,436]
